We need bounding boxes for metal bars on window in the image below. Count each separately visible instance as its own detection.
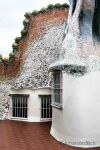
[41,95,52,119]
[12,95,28,118]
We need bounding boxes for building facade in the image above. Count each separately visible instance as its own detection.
[0,5,68,122]
[0,1,100,148]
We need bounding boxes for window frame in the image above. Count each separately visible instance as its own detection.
[40,95,52,120]
[10,94,29,120]
[52,70,62,108]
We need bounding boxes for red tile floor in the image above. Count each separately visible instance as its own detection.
[0,120,100,150]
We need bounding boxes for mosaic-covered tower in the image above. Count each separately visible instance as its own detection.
[50,0,100,148]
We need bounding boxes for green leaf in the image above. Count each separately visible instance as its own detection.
[32,10,38,16]
[24,12,31,18]
[54,3,61,8]
[47,4,54,10]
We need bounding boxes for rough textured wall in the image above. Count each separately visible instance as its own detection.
[12,9,68,89]
[0,84,11,120]
[0,9,68,81]
[0,8,68,119]
[50,0,100,73]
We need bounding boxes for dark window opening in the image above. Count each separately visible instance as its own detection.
[41,95,52,119]
[12,95,28,118]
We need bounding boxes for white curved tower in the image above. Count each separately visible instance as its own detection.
[50,0,100,148]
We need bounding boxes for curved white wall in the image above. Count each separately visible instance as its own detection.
[51,72,100,148]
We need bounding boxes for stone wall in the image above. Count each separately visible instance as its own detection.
[0,8,68,119]
[0,84,11,120]
[13,25,65,89]
[12,9,68,89]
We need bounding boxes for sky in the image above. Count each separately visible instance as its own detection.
[0,0,69,57]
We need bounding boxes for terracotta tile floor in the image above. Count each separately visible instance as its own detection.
[0,120,100,150]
